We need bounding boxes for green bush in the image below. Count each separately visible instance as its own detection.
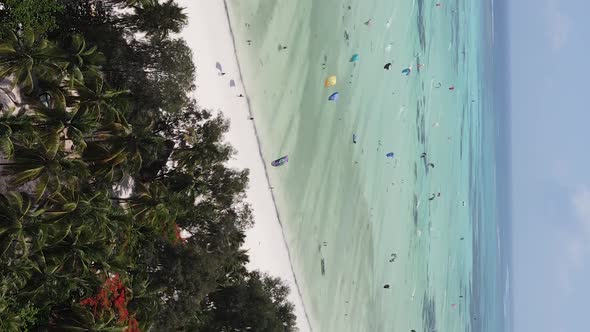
[0,0,64,35]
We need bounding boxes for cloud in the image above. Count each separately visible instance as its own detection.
[558,186,590,292]
[572,186,590,232]
[545,0,572,51]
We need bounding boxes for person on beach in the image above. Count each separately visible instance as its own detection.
[238,94,244,97]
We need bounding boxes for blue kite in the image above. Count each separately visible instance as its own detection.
[271,155,289,167]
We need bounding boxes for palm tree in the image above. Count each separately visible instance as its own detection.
[82,121,167,183]
[0,29,63,93]
[129,0,188,38]
[31,96,102,154]
[0,192,38,258]
[0,107,35,159]
[71,77,129,119]
[0,142,89,200]
[61,34,106,89]
[171,120,234,173]
[111,181,191,245]
[111,181,175,231]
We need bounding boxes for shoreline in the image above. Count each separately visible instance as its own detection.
[178,1,313,331]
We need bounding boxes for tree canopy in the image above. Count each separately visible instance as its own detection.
[0,1,298,331]
[0,0,64,36]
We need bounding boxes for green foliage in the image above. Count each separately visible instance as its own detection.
[0,1,298,331]
[0,0,64,36]
[128,0,188,38]
[0,28,63,93]
[199,271,297,332]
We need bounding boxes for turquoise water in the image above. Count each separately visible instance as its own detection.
[226,0,510,331]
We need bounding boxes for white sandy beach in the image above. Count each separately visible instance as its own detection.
[178,1,312,331]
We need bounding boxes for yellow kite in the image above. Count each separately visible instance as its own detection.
[324,75,337,87]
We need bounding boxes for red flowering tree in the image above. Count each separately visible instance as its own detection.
[80,274,140,332]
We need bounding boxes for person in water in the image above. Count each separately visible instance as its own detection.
[383,284,390,289]
[420,152,427,159]
[389,253,397,262]
[429,193,441,201]
[428,163,435,168]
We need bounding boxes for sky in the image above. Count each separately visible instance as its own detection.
[509,0,590,331]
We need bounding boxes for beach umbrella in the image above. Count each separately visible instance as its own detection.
[350,54,360,62]
[230,79,236,87]
[324,75,337,87]
[401,67,411,76]
[384,63,392,70]
[328,92,339,101]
